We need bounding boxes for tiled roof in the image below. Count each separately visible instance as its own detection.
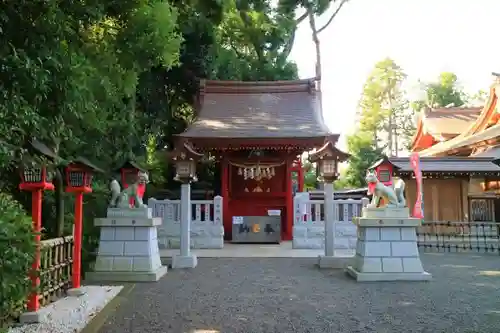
[178,79,331,139]
[423,107,481,137]
[389,157,500,173]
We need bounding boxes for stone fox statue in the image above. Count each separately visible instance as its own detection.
[109,171,149,209]
[365,170,406,208]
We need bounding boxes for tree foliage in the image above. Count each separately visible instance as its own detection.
[412,72,468,111]
[0,193,36,329]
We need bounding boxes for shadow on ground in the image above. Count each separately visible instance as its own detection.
[96,253,500,333]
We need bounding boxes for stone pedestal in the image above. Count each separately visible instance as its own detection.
[87,207,168,282]
[346,207,432,282]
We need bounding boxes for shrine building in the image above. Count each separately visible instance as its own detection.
[172,79,346,240]
[382,73,500,223]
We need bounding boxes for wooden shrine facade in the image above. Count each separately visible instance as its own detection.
[374,157,500,222]
[392,73,500,223]
[173,79,343,241]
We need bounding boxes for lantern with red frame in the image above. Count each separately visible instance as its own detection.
[65,157,103,193]
[18,139,57,313]
[369,156,401,187]
[308,140,350,183]
[19,158,55,191]
[64,157,103,292]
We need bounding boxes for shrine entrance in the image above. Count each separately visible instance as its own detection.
[171,78,346,243]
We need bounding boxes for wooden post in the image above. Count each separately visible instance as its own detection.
[297,160,304,192]
[27,189,43,313]
[221,159,230,238]
[285,160,293,240]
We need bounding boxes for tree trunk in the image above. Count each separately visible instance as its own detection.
[308,9,321,87]
[55,167,65,237]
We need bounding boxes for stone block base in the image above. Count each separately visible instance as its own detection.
[292,223,357,250]
[345,266,432,282]
[172,254,198,268]
[158,223,224,249]
[317,255,354,269]
[87,265,168,282]
[19,311,45,324]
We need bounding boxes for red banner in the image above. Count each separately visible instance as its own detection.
[410,152,424,219]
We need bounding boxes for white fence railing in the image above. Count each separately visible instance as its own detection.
[292,194,369,249]
[148,196,224,249]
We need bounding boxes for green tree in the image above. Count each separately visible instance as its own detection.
[343,132,383,188]
[356,58,410,156]
[412,72,468,111]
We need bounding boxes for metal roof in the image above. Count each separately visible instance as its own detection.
[389,157,500,173]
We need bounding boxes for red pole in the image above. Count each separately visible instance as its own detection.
[27,189,42,312]
[285,161,293,241]
[72,192,83,289]
[297,160,304,192]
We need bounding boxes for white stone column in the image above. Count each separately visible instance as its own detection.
[324,182,335,257]
[318,182,352,268]
[172,182,198,268]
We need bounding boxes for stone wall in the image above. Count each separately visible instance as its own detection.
[292,222,357,249]
[158,222,224,249]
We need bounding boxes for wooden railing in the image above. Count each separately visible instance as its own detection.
[39,236,74,306]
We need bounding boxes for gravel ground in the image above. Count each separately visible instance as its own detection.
[8,286,122,333]
[98,253,500,333]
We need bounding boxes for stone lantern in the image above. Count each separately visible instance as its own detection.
[309,140,350,268]
[169,142,204,268]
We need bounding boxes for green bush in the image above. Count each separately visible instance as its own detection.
[0,192,36,328]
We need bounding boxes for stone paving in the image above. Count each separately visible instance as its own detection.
[97,253,500,333]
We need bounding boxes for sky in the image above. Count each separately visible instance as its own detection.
[290,0,500,150]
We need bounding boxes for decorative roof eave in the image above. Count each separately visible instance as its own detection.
[369,156,402,170]
[169,141,205,162]
[446,134,500,156]
[419,79,500,157]
[308,140,350,163]
[409,116,425,150]
[464,76,500,136]
[185,136,332,151]
[114,158,147,172]
[396,171,500,177]
[69,157,104,173]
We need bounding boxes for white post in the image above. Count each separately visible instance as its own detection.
[318,182,351,269]
[180,183,190,256]
[324,182,335,257]
[172,183,198,268]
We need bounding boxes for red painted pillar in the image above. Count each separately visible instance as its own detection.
[285,161,293,241]
[221,160,230,238]
[298,160,304,192]
[72,192,83,289]
[27,189,43,312]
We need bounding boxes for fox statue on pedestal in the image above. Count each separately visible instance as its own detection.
[108,171,149,209]
[365,170,406,208]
